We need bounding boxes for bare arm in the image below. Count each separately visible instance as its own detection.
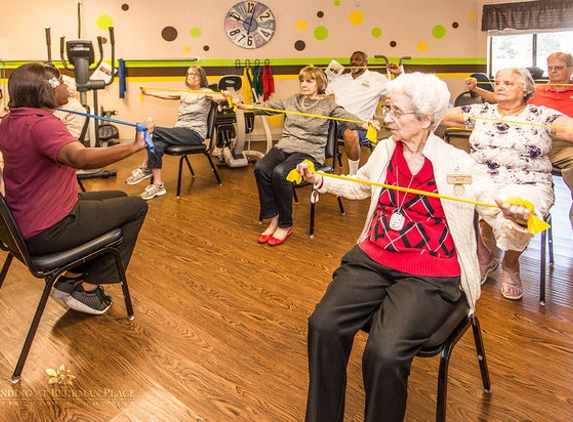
[465,77,496,103]
[56,130,147,170]
[440,107,467,128]
[551,115,573,142]
[141,88,180,100]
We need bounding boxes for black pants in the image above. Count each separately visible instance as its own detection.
[305,246,463,422]
[26,191,148,285]
[254,147,319,228]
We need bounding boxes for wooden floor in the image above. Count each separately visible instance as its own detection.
[1,147,573,421]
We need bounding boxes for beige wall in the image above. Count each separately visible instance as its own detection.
[1,0,491,139]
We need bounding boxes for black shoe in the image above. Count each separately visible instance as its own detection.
[64,285,112,315]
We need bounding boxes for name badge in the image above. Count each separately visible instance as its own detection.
[361,82,371,88]
[447,174,472,184]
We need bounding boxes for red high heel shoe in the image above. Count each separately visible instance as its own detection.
[267,228,293,246]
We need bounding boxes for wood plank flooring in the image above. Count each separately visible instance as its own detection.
[1,148,572,421]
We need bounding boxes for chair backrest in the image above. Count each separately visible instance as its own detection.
[324,121,338,162]
[470,73,494,93]
[454,91,485,107]
[206,101,218,140]
[0,194,35,274]
[204,101,220,152]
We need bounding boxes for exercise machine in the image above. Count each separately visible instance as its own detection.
[46,26,118,180]
[215,75,273,168]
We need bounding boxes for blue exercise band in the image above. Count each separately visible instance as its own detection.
[55,108,154,152]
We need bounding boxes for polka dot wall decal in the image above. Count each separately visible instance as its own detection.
[390,41,397,48]
[317,11,324,18]
[296,20,308,31]
[432,25,446,39]
[349,10,364,25]
[96,14,114,30]
[162,26,178,42]
[203,45,210,51]
[334,0,341,5]
[121,4,129,11]
[184,46,191,53]
[371,27,382,38]
[314,26,329,41]
[294,40,306,51]
[417,41,428,52]
[190,27,202,38]
[452,22,459,29]
[469,12,476,19]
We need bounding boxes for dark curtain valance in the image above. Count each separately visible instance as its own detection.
[482,0,573,31]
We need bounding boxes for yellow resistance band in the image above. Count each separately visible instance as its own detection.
[243,104,378,143]
[286,160,550,235]
[140,87,378,143]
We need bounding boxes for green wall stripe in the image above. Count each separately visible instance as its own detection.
[0,57,486,70]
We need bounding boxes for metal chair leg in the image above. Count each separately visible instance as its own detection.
[471,316,492,393]
[11,274,59,383]
[0,254,14,289]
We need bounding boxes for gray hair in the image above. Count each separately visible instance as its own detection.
[387,72,450,131]
[547,51,573,67]
[495,68,536,102]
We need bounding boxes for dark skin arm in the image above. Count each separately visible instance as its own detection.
[56,129,147,170]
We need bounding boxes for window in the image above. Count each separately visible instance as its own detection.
[488,30,573,77]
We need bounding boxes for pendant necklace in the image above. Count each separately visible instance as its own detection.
[389,166,415,231]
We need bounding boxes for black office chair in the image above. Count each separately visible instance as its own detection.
[363,297,491,422]
[0,193,134,383]
[163,102,222,198]
[293,121,345,238]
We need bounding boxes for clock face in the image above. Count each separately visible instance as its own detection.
[225,1,276,49]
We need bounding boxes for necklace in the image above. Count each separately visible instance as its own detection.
[300,95,322,111]
[389,166,416,231]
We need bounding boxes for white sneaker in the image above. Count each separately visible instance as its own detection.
[140,183,166,200]
[126,167,152,185]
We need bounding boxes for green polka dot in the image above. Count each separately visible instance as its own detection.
[371,27,382,38]
[314,26,329,41]
[190,27,202,38]
[96,14,114,30]
[334,0,341,5]
[432,25,446,39]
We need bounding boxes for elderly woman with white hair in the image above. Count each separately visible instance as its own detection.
[296,72,530,422]
[442,67,573,300]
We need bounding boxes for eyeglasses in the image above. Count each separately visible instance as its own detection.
[548,66,569,72]
[382,105,416,120]
[186,73,201,78]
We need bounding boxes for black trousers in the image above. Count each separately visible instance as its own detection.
[305,246,463,422]
[254,147,319,228]
[26,191,148,285]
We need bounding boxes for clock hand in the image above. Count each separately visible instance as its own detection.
[246,5,256,35]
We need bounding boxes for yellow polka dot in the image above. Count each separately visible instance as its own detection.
[184,46,191,53]
[469,12,476,20]
[96,14,114,30]
[417,41,428,52]
[349,10,364,25]
[296,20,308,31]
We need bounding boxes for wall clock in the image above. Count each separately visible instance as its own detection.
[224,1,276,49]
